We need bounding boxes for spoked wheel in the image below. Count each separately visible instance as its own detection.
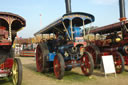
[53,53,65,79]
[12,58,22,85]
[112,52,124,73]
[36,44,44,72]
[81,51,94,76]
[85,45,100,67]
[36,43,48,72]
[122,45,128,72]
[123,56,128,72]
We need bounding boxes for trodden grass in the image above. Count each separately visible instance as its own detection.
[1,56,128,85]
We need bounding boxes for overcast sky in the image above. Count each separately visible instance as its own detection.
[0,0,128,38]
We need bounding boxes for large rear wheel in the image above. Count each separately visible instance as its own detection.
[85,45,100,67]
[53,53,65,79]
[81,51,94,76]
[112,52,124,73]
[36,43,49,72]
[124,56,128,72]
[12,58,22,85]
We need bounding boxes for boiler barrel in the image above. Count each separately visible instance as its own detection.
[102,45,128,55]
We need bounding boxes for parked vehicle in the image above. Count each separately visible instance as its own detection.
[20,43,36,57]
[85,0,128,73]
[34,0,95,79]
[0,12,26,85]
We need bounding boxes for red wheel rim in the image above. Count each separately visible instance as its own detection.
[86,46,97,64]
[124,56,128,71]
[36,45,43,72]
[124,56,128,65]
[113,53,122,73]
[81,53,90,75]
[54,55,61,78]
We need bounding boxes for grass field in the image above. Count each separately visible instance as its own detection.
[1,57,128,85]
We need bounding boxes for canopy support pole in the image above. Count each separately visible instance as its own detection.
[83,20,85,37]
[9,24,12,41]
[70,20,73,40]
[62,21,71,40]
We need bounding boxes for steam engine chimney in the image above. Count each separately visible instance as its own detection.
[119,0,127,21]
[65,0,72,14]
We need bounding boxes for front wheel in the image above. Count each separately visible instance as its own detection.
[53,53,65,79]
[12,58,22,85]
[81,51,94,76]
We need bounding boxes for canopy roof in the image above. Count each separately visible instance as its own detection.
[90,20,128,34]
[0,12,26,31]
[34,12,94,36]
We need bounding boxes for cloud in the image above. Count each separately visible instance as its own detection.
[91,0,118,5]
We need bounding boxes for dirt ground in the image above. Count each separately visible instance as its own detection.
[1,57,128,85]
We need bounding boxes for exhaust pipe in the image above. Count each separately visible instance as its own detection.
[119,0,127,21]
[65,0,72,14]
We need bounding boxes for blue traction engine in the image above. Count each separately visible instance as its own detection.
[34,0,95,79]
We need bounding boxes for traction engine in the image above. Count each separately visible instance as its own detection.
[0,12,26,85]
[34,0,95,79]
[85,0,128,73]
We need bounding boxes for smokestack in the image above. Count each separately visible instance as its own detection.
[119,0,127,21]
[65,0,72,14]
